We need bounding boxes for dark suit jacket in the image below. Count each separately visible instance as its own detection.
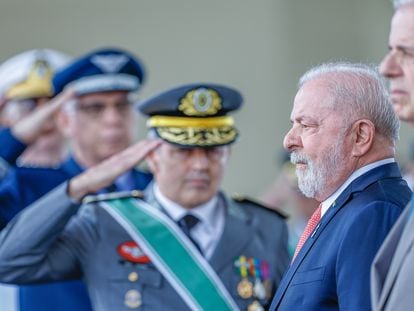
[269,162,411,311]
[371,196,414,311]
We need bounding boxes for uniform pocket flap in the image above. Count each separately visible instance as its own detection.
[109,265,163,288]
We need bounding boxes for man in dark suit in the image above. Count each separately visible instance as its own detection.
[371,1,414,310]
[269,62,411,311]
[0,83,290,310]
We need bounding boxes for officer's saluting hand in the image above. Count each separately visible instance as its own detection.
[68,138,162,201]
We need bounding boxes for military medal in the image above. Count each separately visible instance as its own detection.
[260,260,273,299]
[237,277,254,299]
[235,256,254,299]
[235,256,273,301]
[247,300,265,311]
[263,279,273,299]
[250,258,266,300]
[124,289,142,309]
[253,278,266,300]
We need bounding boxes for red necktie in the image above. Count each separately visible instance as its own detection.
[292,204,322,262]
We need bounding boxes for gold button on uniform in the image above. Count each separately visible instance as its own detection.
[124,289,142,309]
[128,272,139,282]
[247,300,264,311]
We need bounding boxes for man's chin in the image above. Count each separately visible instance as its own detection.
[394,108,414,123]
[101,144,129,158]
[182,192,213,208]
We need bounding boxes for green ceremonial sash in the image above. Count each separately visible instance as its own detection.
[101,197,240,311]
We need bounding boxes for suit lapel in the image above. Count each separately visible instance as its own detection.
[271,186,354,309]
[378,204,414,309]
[372,208,406,309]
[271,162,402,309]
[209,195,251,272]
[294,185,353,265]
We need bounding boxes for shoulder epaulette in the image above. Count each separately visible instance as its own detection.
[82,190,144,205]
[231,194,288,219]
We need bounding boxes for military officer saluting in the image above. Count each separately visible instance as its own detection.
[0,49,70,169]
[0,47,151,311]
[0,83,289,310]
[0,47,152,226]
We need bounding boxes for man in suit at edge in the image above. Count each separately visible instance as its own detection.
[269,62,411,310]
[0,83,290,311]
[371,1,414,310]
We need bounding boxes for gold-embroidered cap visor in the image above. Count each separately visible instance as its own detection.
[148,115,238,146]
[6,60,53,100]
[154,126,238,147]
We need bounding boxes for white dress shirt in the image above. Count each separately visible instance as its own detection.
[153,184,225,259]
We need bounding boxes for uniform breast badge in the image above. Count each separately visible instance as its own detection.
[234,256,272,309]
[235,256,253,299]
[247,300,265,311]
[117,240,151,264]
[124,289,142,309]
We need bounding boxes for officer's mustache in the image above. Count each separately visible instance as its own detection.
[290,152,310,165]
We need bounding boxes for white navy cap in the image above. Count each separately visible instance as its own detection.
[0,49,71,100]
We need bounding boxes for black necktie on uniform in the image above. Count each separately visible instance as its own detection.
[178,214,203,254]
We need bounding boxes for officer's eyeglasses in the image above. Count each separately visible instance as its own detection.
[74,101,133,118]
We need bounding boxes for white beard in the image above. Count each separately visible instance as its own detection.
[290,142,345,199]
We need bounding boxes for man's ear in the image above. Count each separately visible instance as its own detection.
[224,146,232,163]
[351,119,375,157]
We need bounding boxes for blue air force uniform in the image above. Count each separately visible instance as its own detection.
[0,48,151,311]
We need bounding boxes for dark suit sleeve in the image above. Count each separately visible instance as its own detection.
[336,201,403,310]
[0,183,94,284]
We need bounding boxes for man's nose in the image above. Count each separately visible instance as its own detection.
[379,51,402,78]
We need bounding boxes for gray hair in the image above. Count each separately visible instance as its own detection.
[393,0,414,9]
[298,62,400,142]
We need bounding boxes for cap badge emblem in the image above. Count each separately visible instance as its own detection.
[91,54,129,73]
[33,59,50,78]
[179,87,222,116]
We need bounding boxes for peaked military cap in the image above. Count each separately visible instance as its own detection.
[52,48,145,96]
[138,83,243,147]
[0,49,70,101]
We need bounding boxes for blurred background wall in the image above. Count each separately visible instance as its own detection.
[1,0,407,198]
